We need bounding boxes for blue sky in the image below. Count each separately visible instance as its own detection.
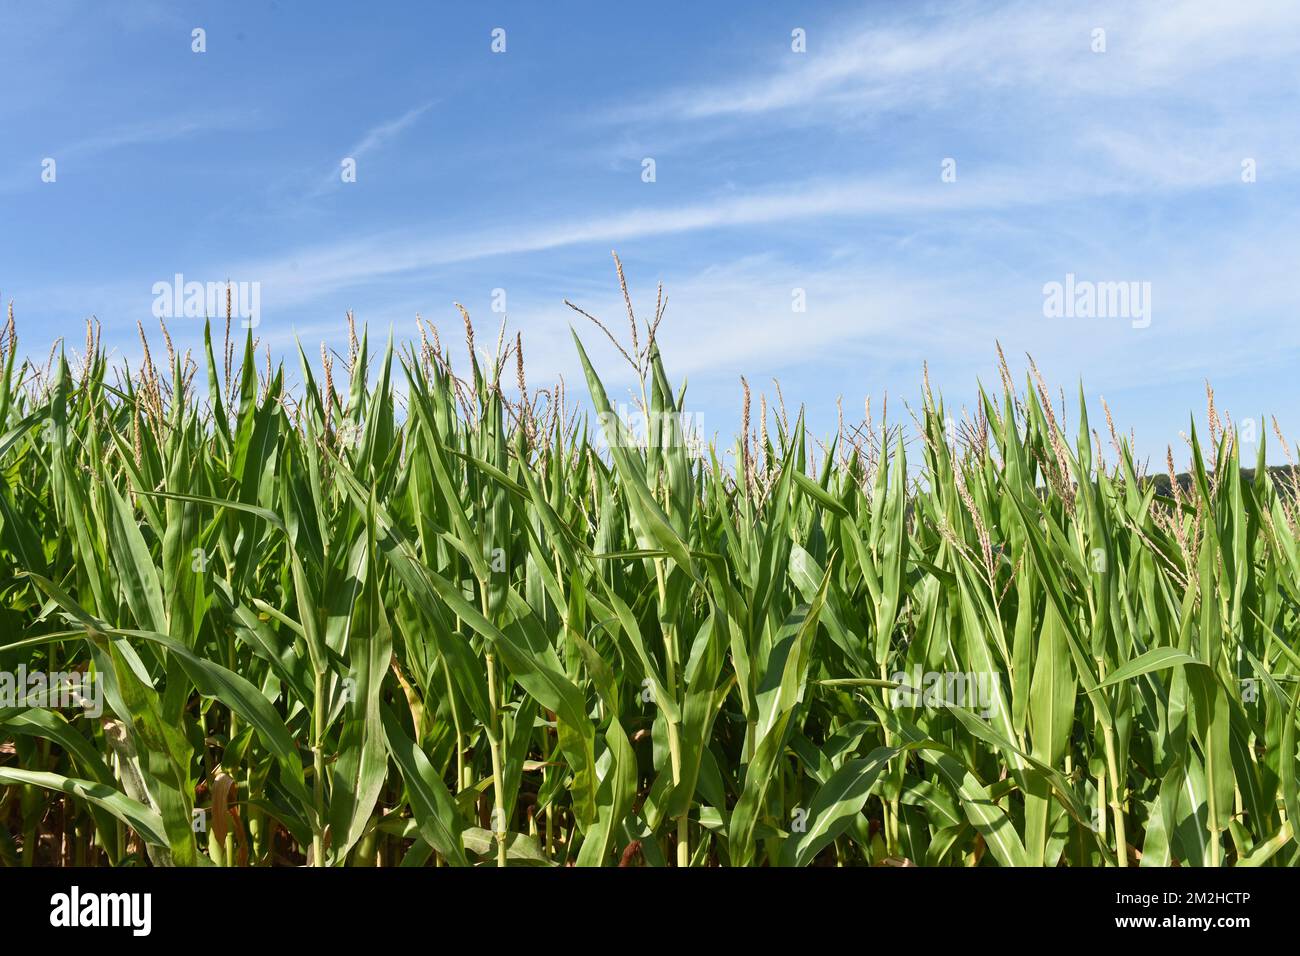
[3,0,1299,469]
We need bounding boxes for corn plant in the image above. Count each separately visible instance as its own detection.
[1,272,1298,867]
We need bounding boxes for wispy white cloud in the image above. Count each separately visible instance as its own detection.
[309,102,435,196]
[218,148,1267,314]
[349,102,435,157]
[623,0,1300,124]
[1,110,254,191]
[60,113,252,157]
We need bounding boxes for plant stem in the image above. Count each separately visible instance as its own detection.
[482,589,508,868]
[1102,725,1127,867]
[312,668,326,867]
[444,658,467,792]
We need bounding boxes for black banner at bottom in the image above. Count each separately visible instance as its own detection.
[0,864,1281,943]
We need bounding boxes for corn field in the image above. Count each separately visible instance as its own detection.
[2,281,1300,869]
